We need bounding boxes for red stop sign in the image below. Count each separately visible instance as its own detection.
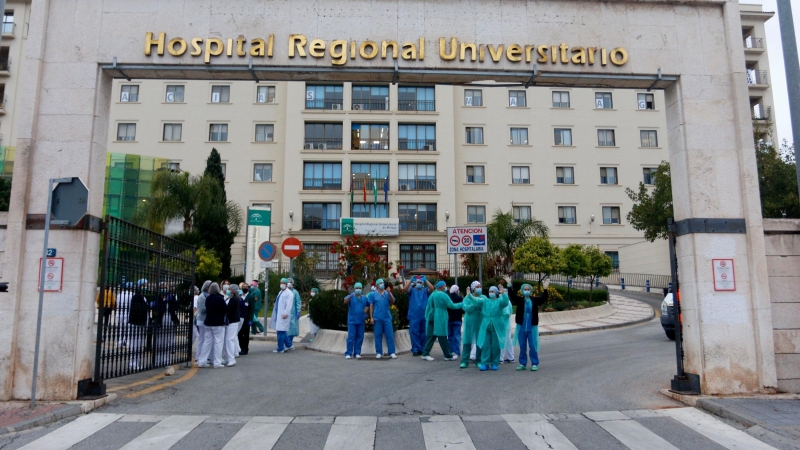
[281,237,304,258]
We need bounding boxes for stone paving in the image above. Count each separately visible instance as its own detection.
[537,294,655,335]
[695,398,800,449]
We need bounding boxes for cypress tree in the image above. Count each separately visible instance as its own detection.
[196,148,234,278]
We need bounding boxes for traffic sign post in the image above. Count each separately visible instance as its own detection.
[281,237,303,279]
[447,226,488,285]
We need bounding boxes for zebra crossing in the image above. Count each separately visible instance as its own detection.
[13,407,776,450]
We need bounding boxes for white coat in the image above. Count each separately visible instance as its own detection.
[270,288,294,332]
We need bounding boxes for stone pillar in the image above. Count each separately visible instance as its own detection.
[664,1,777,394]
[0,0,111,400]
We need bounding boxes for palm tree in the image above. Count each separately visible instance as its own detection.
[487,208,548,276]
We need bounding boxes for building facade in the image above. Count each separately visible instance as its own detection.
[0,1,32,178]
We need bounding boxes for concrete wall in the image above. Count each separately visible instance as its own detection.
[763,219,800,393]
[618,239,670,276]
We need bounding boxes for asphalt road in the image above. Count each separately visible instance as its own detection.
[91,291,681,418]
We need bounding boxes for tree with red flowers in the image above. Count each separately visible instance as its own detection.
[331,235,394,290]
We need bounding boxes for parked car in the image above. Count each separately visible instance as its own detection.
[660,293,675,340]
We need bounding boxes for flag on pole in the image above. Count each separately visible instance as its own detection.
[373,179,378,205]
[383,177,388,202]
[363,178,367,202]
[350,176,354,204]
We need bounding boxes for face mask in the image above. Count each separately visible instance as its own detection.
[489,292,497,299]
[287,283,293,289]
[280,284,286,290]
[378,283,385,290]
[310,292,315,297]
[416,283,423,289]
[475,288,482,295]
[355,289,362,295]
[523,290,531,297]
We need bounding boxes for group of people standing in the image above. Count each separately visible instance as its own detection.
[342,275,550,372]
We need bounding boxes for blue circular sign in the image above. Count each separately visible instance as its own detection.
[258,241,277,261]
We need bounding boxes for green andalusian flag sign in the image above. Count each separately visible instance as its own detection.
[248,209,271,226]
[341,218,355,236]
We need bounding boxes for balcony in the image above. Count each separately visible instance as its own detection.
[305,99,344,110]
[304,138,343,150]
[352,138,390,150]
[400,220,437,232]
[351,100,388,111]
[398,139,436,151]
[303,178,342,190]
[398,100,435,111]
[747,70,769,87]
[351,177,387,191]
[743,37,764,50]
[0,95,7,115]
[302,219,340,231]
[398,179,436,191]
[0,58,10,76]
[2,22,14,38]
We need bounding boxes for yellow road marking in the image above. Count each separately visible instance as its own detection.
[107,366,176,393]
[123,365,198,399]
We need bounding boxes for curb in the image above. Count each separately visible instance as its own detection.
[0,393,116,436]
[540,308,655,336]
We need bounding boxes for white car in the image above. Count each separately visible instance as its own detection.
[660,293,675,340]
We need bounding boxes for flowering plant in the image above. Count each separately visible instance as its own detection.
[331,235,394,290]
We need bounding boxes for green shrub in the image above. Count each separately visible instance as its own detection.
[308,289,349,331]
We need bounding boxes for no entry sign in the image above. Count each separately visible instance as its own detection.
[447,226,487,254]
[281,237,303,258]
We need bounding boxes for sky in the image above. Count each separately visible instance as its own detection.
[743,0,800,145]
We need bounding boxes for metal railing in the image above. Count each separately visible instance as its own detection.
[0,57,11,71]
[303,178,342,190]
[744,37,764,49]
[351,177,387,190]
[305,99,344,110]
[398,100,435,111]
[0,94,7,111]
[399,220,438,232]
[398,139,436,151]
[352,138,390,150]
[302,219,341,230]
[352,101,388,111]
[304,138,343,150]
[398,179,436,191]
[747,70,769,85]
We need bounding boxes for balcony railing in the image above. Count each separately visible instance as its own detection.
[351,100,388,111]
[304,138,343,150]
[747,70,769,85]
[744,37,764,49]
[398,179,436,191]
[0,94,8,112]
[303,178,342,190]
[305,99,344,110]
[398,100,435,111]
[351,177,387,190]
[0,58,11,72]
[2,22,15,36]
[398,139,436,151]
[352,138,390,150]
[400,220,437,232]
[302,219,341,230]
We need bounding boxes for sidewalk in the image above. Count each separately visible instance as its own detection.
[0,395,115,435]
[538,294,654,335]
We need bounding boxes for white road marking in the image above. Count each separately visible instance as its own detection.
[503,414,578,450]
[596,419,679,450]
[324,416,377,450]
[18,413,122,450]
[662,407,778,450]
[119,415,206,450]
[223,417,292,450]
[422,416,476,450]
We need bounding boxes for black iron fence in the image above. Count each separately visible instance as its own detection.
[398,179,436,191]
[398,99,435,111]
[352,138,390,150]
[304,138,343,150]
[352,100,388,111]
[94,216,196,383]
[398,139,436,151]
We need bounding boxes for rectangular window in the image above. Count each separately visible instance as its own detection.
[116,123,136,141]
[255,124,274,142]
[256,86,276,103]
[220,163,226,181]
[304,123,343,149]
[464,89,483,106]
[351,123,390,150]
[512,166,530,184]
[467,205,486,223]
[554,128,572,146]
[398,86,435,111]
[253,163,273,182]
[398,163,436,191]
[398,124,436,150]
[163,123,182,142]
[351,162,389,179]
[595,92,613,109]
[558,206,577,224]
[605,251,620,269]
[556,167,575,184]
[398,204,437,231]
[513,206,531,223]
[303,162,342,190]
[597,129,616,147]
[600,167,618,185]
[640,130,659,147]
[465,127,484,144]
[352,85,389,110]
[306,84,344,110]
[351,203,389,218]
[603,206,621,224]
[306,243,339,277]
[165,85,184,102]
[638,93,655,110]
[510,128,528,145]
[400,244,437,272]
[211,85,230,103]
[552,91,570,108]
[466,165,485,184]
[209,124,228,142]
[302,203,341,230]
[120,85,139,102]
[167,162,180,171]
[643,167,657,185]
[2,11,13,34]
[509,90,526,107]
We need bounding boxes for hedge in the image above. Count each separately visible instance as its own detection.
[308,289,404,331]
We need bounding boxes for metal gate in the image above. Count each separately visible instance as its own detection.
[93,216,196,385]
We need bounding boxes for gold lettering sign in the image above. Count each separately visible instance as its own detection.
[143,33,628,67]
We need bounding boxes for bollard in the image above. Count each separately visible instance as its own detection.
[646,279,650,293]
[596,278,600,288]
[621,277,625,290]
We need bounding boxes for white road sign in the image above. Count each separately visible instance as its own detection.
[712,259,736,291]
[447,226,488,254]
[38,257,63,292]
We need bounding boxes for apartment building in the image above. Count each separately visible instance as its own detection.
[0,1,31,177]
[740,3,776,139]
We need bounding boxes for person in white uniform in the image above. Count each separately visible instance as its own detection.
[197,283,227,368]
[194,280,212,365]
[269,278,295,353]
[223,284,242,367]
